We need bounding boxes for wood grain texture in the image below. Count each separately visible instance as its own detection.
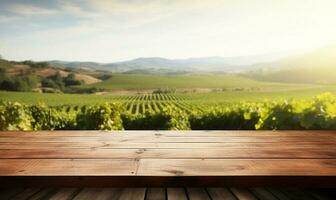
[137,159,336,176]
[1,135,334,143]
[1,130,335,137]
[0,159,137,176]
[187,188,211,200]
[207,188,236,200]
[167,188,188,200]
[230,188,258,200]
[2,147,335,159]
[48,188,79,200]
[1,187,334,200]
[118,188,146,200]
[146,188,165,200]
[0,131,336,187]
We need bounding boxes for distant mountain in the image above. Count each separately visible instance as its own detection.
[47,54,285,74]
[47,45,336,84]
[248,45,336,84]
[48,60,102,71]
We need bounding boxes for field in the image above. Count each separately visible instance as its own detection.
[2,85,336,114]
[2,72,336,117]
[78,74,301,91]
[2,73,336,130]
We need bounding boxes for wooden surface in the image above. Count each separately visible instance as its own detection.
[0,131,336,187]
[0,187,335,200]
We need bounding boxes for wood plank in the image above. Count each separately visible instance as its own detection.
[72,188,124,200]
[308,190,336,200]
[167,188,188,200]
[207,188,236,200]
[0,159,137,176]
[230,188,258,200]
[1,131,336,187]
[72,188,103,200]
[0,187,335,200]
[10,188,41,200]
[146,188,165,200]
[118,188,146,200]
[250,188,278,200]
[49,188,80,200]
[99,188,124,200]
[187,188,211,200]
[3,187,146,198]
[0,188,24,200]
[1,147,335,159]
[1,132,332,138]
[138,159,336,176]
[281,188,316,200]
[266,188,290,200]
[1,135,334,143]
[1,130,335,137]
[1,141,332,149]
[29,188,57,200]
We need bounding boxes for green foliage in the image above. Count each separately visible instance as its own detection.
[44,72,65,90]
[0,59,11,69]
[256,93,336,130]
[256,100,302,130]
[64,87,103,94]
[42,72,83,92]
[41,78,61,89]
[122,106,190,130]
[189,104,259,130]
[0,101,32,130]
[298,93,336,129]
[0,93,335,131]
[0,59,39,92]
[76,103,123,130]
[0,58,103,94]
[97,73,112,80]
[29,104,76,130]
[64,73,82,86]
[153,88,176,94]
[0,75,39,92]
[22,61,49,68]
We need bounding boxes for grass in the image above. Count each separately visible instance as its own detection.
[2,73,336,106]
[0,91,119,105]
[79,73,301,90]
[178,86,336,104]
[1,85,336,106]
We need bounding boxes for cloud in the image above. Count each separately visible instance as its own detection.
[0,0,219,26]
[82,0,218,16]
[7,3,59,16]
[60,1,94,18]
[56,0,220,32]
[0,15,19,23]
[1,0,336,62]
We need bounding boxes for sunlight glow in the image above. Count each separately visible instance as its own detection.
[0,0,336,62]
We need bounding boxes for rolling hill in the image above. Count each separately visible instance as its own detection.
[48,54,285,73]
[78,73,306,92]
[0,59,107,93]
[248,45,336,84]
[2,61,101,85]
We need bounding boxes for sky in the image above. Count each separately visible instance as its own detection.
[0,0,336,62]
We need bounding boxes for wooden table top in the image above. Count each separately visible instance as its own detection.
[0,131,336,187]
[1,187,335,200]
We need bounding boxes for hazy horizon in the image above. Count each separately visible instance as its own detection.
[1,51,292,64]
[1,0,336,62]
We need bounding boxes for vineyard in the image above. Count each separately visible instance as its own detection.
[1,93,336,131]
[47,93,210,117]
[2,85,336,106]
[116,94,205,114]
